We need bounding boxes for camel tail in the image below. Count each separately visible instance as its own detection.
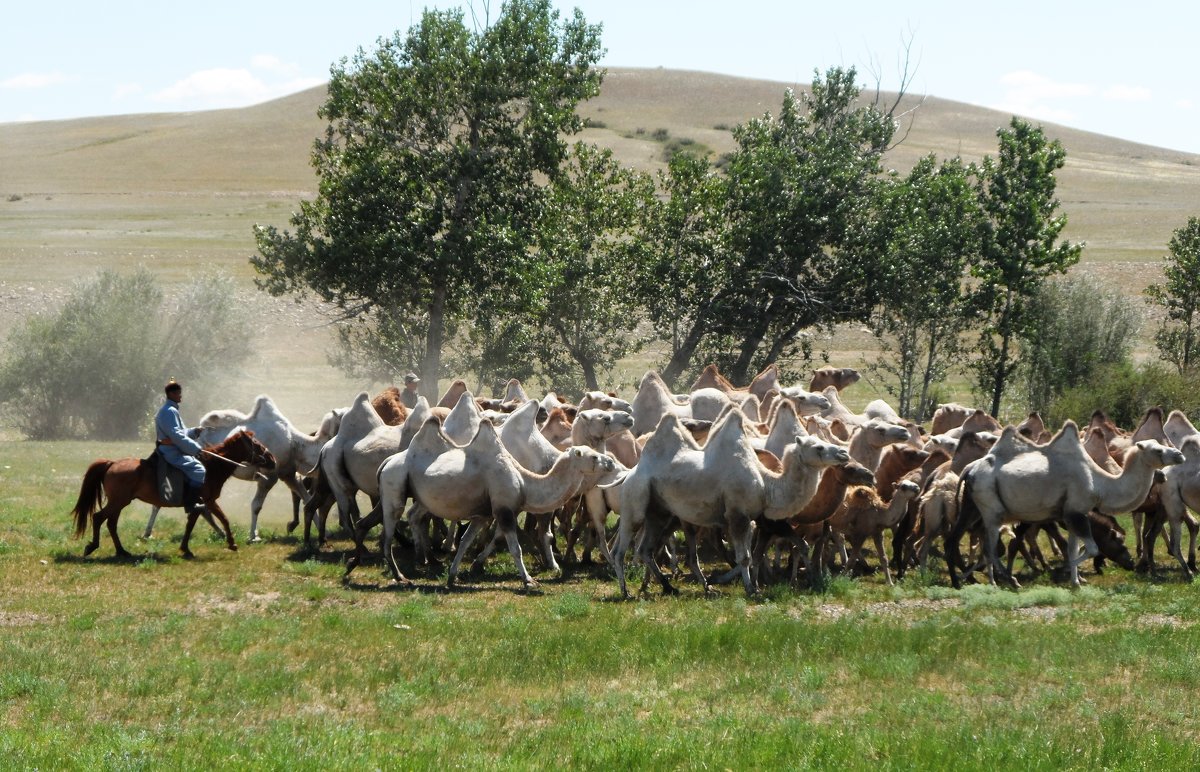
[71,460,112,538]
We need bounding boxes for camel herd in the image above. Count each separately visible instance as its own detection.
[134,363,1200,596]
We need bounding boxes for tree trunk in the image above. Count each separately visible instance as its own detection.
[422,283,447,401]
[661,311,711,389]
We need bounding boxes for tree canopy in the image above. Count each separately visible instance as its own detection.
[251,0,603,398]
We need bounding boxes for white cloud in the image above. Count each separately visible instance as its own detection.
[988,70,1094,126]
[1102,84,1152,101]
[1175,98,1194,110]
[1,71,68,89]
[250,54,299,76]
[112,82,143,101]
[151,68,271,107]
[149,66,325,111]
[998,70,1094,100]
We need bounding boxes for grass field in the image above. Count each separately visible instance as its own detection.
[4,68,1200,768]
[4,439,1200,768]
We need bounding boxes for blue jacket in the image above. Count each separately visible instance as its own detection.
[156,399,203,456]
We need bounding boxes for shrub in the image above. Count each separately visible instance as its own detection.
[650,128,669,142]
[1048,361,1200,428]
[0,269,254,439]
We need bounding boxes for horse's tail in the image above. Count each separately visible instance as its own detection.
[71,460,112,538]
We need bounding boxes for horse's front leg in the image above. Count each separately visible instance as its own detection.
[207,499,238,552]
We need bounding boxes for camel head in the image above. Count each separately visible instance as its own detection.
[835,460,876,487]
[574,409,635,444]
[809,366,860,392]
[780,386,831,416]
[790,434,851,468]
[1132,439,1186,469]
[564,445,617,479]
[580,391,633,414]
[925,433,959,455]
[891,478,921,503]
[860,418,912,448]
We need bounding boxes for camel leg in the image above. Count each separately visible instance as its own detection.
[682,524,712,592]
[982,520,1014,589]
[873,531,893,586]
[496,509,538,589]
[728,514,755,596]
[1168,515,1193,581]
[1132,511,1144,566]
[143,506,160,539]
[448,519,496,588]
[246,474,279,543]
[533,512,561,574]
[1062,511,1099,588]
[638,514,678,596]
[1185,512,1199,572]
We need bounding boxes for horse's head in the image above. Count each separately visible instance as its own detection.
[220,430,277,473]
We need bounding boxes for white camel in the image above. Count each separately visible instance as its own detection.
[374,419,615,588]
[630,370,692,436]
[613,410,848,597]
[954,422,1185,588]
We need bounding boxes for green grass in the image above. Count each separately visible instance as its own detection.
[4,440,1200,767]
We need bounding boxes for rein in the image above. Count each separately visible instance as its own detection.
[200,448,271,481]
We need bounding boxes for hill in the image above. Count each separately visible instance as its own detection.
[2,67,1198,427]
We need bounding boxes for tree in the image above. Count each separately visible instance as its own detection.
[969,118,1083,417]
[1019,274,1140,413]
[635,152,732,388]
[251,1,603,398]
[719,67,900,383]
[532,142,655,392]
[0,269,253,440]
[1146,216,1200,374]
[862,155,980,420]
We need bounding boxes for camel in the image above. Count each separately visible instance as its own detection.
[503,379,529,403]
[612,410,849,597]
[748,460,875,587]
[630,370,693,436]
[873,445,930,502]
[374,419,615,588]
[950,422,1185,588]
[480,403,633,572]
[817,386,897,428]
[1164,409,1199,449]
[441,389,482,445]
[762,400,808,460]
[909,431,998,571]
[690,363,781,404]
[687,387,736,423]
[578,391,633,414]
[809,366,860,393]
[846,417,913,472]
[436,379,470,409]
[827,480,921,585]
[1151,436,1200,579]
[777,386,832,417]
[540,408,574,451]
[1005,511,1135,581]
[1016,411,1049,443]
[930,403,973,436]
[370,387,410,426]
[145,395,339,543]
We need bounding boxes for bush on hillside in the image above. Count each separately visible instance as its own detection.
[1047,361,1200,429]
[0,269,255,440]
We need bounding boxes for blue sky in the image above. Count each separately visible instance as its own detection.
[3,1,1197,153]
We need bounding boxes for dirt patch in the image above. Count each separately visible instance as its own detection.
[191,590,282,616]
[1137,613,1191,629]
[803,597,960,623]
[0,610,50,626]
[1015,606,1062,622]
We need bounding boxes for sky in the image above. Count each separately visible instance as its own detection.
[3,1,1197,154]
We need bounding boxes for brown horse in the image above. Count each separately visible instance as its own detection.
[70,431,276,559]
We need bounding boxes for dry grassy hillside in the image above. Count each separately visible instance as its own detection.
[2,67,1198,426]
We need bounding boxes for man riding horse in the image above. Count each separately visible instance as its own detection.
[156,380,207,518]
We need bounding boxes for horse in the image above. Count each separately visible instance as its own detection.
[70,431,277,559]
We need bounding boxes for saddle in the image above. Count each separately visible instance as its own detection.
[147,449,186,506]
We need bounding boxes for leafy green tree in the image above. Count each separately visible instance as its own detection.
[862,155,980,420]
[0,269,253,440]
[1145,216,1200,374]
[532,142,655,391]
[251,1,603,398]
[720,68,898,383]
[969,118,1083,417]
[636,152,732,389]
[1019,274,1140,413]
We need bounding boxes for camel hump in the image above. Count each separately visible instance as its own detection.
[467,419,504,452]
[249,394,278,420]
[409,415,451,455]
[1048,420,1082,448]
